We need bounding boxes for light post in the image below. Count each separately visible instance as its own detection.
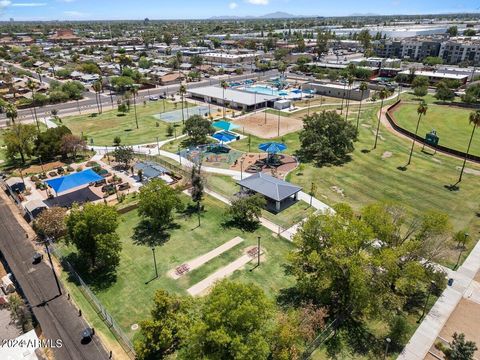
[151,247,158,279]
[418,280,435,323]
[455,233,468,270]
[178,145,182,165]
[384,337,391,360]
[257,236,261,267]
[240,159,244,180]
[36,238,62,296]
[277,109,280,137]
[156,137,159,154]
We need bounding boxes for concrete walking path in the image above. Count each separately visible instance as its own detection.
[398,240,480,360]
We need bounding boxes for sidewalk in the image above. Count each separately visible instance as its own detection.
[398,240,480,360]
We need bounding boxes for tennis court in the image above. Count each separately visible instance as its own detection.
[153,105,211,123]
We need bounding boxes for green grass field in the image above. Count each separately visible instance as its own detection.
[286,103,480,268]
[57,193,294,339]
[60,100,195,146]
[393,101,480,157]
[262,200,316,229]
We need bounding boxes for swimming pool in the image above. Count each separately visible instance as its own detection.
[212,131,238,143]
[242,85,304,98]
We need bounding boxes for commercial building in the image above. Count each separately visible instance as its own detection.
[202,52,258,65]
[188,86,279,111]
[397,70,469,84]
[302,82,371,101]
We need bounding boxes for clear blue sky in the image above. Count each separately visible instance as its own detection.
[0,0,478,21]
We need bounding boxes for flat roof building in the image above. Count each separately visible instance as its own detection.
[398,70,469,83]
[188,86,279,111]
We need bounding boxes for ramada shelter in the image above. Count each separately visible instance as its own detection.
[236,172,302,213]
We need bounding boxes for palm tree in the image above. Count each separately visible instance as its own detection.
[92,80,102,114]
[356,82,368,131]
[36,69,42,83]
[220,80,228,118]
[179,84,187,125]
[340,78,347,115]
[345,75,354,121]
[407,101,428,165]
[457,110,480,183]
[5,103,18,124]
[373,89,388,150]
[27,79,40,131]
[131,85,139,129]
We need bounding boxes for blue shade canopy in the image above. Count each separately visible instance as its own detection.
[212,133,233,143]
[45,169,103,194]
[258,142,287,154]
[212,120,239,131]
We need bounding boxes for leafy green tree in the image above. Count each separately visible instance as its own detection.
[35,125,72,161]
[182,114,215,146]
[226,194,266,231]
[113,145,134,168]
[3,123,37,163]
[138,179,183,232]
[66,203,121,270]
[190,164,204,213]
[135,289,194,360]
[297,111,358,167]
[180,280,274,360]
[463,29,477,37]
[435,81,455,102]
[445,333,478,360]
[60,81,85,100]
[413,85,428,98]
[423,56,443,67]
[447,26,458,36]
[316,31,330,57]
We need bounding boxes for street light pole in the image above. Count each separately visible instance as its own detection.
[257,236,261,267]
[151,247,158,278]
[455,234,468,270]
[240,160,244,180]
[42,238,62,296]
[418,280,435,323]
[384,337,391,360]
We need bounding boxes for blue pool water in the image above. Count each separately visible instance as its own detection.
[212,131,237,143]
[242,85,305,98]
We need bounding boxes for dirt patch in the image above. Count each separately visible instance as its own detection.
[330,186,345,197]
[382,151,392,159]
[438,298,480,358]
[232,111,303,139]
[23,161,66,175]
[456,166,480,176]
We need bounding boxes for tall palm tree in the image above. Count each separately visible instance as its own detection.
[345,75,354,121]
[179,84,187,125]
[92,80,102,114]
[458,110,480,183]
[340,77,347,115]
[220,80,228,118]
[373,88,388,150]
[407,101,428,165]
[356,82,368,131]
[5,103,18,124]
[27,79,40,131]
[131,85,139,129]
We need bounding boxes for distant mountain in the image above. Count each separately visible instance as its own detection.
[349,13,380,17]
[209,12,305,20]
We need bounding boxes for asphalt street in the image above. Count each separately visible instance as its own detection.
[0,193,109,360]
[0,69,280,127]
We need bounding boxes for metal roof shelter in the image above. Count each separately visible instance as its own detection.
[134,161,169,179]
[237,173,302,212]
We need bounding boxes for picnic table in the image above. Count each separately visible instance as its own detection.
[175,264,190,276]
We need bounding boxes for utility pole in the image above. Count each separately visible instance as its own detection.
[37,238,62,297]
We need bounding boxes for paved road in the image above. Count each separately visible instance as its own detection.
[0,194,108,360]
[0,69,279,127]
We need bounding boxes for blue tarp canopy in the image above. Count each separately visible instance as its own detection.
[258,142,287,154]
[45,168,103,194]
[213,120,238,131]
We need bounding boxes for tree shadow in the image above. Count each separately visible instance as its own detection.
[221,218,260,232]
[360,149,370,154]
[61,254,118,291]
[397,165,408,171]
[132,219,179,247]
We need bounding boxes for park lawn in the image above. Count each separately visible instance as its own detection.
[393,102,480,157]
[229,130,301,155]
[59,193,294,339]
[261,199,316,230]
[204,174,238,199]
[60,100,195,146]
[287,105,480,269]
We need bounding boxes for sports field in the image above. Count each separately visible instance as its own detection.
[392,102,480,157]
[60,100,196,146]
[233,110,304,138]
